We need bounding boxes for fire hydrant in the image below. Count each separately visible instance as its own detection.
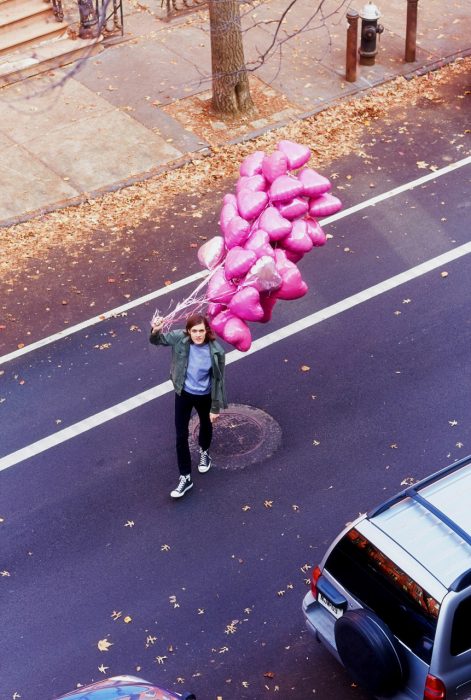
[359,1,384,65]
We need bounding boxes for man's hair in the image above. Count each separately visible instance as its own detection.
[185,314,216,342]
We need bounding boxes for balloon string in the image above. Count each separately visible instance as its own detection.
[153,263,225,332]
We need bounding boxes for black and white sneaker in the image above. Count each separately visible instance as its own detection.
[170,474,193,498]
[198,448,212,473]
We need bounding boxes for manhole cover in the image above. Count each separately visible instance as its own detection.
[189,404,282,470]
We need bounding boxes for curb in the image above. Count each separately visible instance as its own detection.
[1,50,469,230]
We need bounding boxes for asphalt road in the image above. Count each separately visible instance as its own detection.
[0,76,470,700]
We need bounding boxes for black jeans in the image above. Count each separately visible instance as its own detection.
[175,390,212,475]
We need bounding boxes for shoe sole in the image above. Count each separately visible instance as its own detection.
[170,482,193,498]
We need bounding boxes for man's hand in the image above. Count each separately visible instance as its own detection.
[210,412,219,423]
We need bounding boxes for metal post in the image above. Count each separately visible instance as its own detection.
[405,0,418,62]
[346,10,359,82]
[78,0,100,38]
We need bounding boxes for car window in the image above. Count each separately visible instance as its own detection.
[325,528,440,663]
[450,596,471,656]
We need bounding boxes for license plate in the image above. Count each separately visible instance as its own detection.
[318,592,343,619]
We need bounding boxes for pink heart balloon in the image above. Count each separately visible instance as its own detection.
[198,236,226,270]
[244,229,275,259]
[219,200,238,235]
[259,206,292,241]
[280,219,313,254]
[276,196,309,220]
[210,308,232,335]
[306,218,327,246]
[236,174,267,193]
[245,228,270,252]
[240,150,266,177]
[236,189,268,221]
[207,268,237,304]
[259,293,278,323]
[269,175,304,203]
[221,314,252,352]
[243,255,282,293]
[224,246,257,280]
[224,215,251,249]
[262,151,288,183]
[229,286,264,321]
[277,140,311,169]
[273,250,309,299]
[309,193,342,217]
[223,193,237,206]
[284,249,304,264]
[207,301,225,319]
[299,168,331,197]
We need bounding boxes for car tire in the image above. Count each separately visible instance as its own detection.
[334,609,406,696]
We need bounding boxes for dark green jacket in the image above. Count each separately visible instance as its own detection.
[150,329,228,414]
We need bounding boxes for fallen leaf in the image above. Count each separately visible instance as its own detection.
[97,638,113,652]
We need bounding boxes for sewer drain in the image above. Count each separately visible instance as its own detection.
[189,404,282,471]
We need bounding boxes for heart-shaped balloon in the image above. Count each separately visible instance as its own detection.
[280,219,313,253]
[243,255,282,293]
[210,308,233,335]
[273,250,309,299]
[269,174,304,203]
[306,218,327,246]
[224,246,257,280]
[299,168,331,197]
[240,150,266,177]
[273,248,308,298]
[262,151,288,183]
[259,293,278,323]
[223,193,237,206]
[244,229,275,259]
[206,301,225,319]
[198,236,226,270]
[219,200,239,235]
[236,189,268,221]
[276,196,309,220]
[236,174,267,193]
[219,313,252,352]
[229,286,264,321]
[277,140,311,169]
[224,215,251,249]
[284,249,304,264]
[309,193,342,217]
[259,206,292,241]
[207,268,237,304]
[244,228,270,252]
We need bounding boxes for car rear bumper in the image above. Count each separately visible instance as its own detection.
[302,591,342,664]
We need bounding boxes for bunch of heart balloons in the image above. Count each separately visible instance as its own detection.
[194,139,342,351]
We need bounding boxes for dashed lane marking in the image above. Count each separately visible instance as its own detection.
[1,240,470,473]
[1,155,470,367]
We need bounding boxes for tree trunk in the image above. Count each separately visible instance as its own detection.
[208,0,254,116]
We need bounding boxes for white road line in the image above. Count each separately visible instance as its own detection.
[1,241,470,473]
[0,270,207,366]
[1,154,470,367]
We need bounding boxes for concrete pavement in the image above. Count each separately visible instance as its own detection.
[0,0,470,226]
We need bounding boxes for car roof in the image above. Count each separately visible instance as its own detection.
[367,456,471,590]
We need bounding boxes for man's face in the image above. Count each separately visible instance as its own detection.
[189,322,207,345]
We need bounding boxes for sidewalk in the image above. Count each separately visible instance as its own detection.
[1,0,470,227]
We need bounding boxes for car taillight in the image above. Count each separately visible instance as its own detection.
[310,565,322,598]
[424,674,446,700]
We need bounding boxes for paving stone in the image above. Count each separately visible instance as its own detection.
[0,141,78,220]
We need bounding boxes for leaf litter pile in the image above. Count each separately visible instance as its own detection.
[0,56,469,353]
[1,57,469,279]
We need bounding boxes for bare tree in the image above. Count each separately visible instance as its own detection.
[208,0,349,117]
[208,0,254,115]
